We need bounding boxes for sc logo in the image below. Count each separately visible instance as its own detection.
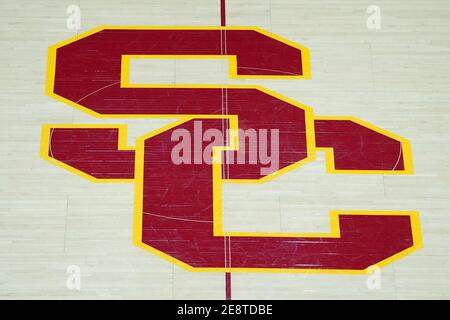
[42,27,421,273]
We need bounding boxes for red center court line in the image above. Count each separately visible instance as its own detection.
[220,0,226,26]
[220,0,232,301]
[225,272,232,300]
[224,236,232,300]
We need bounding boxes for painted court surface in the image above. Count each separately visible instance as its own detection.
[1,0,450,299]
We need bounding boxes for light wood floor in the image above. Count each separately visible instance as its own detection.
[1,0,450,299]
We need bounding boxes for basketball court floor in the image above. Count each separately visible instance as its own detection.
[1,0,450,299]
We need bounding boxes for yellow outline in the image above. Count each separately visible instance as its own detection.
[121,53,305,87]
[44,25,318,181]
[40,124,134,183]
[40,119,421,274]
[45,26,310,119]
[45,26,311,118]
[42,26,421,274]
[314,116,414,175]
[130,119,421,274]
